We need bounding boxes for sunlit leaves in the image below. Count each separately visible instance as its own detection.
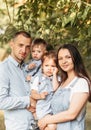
[0,0,91,72]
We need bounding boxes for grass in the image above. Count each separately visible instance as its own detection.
[0,103,91,130]
[0,111,5,130]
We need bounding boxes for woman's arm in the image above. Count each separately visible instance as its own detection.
[38,92,89,129]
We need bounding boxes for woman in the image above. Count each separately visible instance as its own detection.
[38,44,91,130]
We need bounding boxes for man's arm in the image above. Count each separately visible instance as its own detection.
[0,63,30,110]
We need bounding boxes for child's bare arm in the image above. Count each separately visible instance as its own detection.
[31,89,48,100]
[53,67,60,91]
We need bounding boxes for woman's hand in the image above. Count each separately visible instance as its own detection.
[38,117,47,130]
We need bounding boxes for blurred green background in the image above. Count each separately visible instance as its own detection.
[0,0,91,76]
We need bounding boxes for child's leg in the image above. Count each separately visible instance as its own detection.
[26,75,31,81]
[45,124,56,130]
[33,112,37,120]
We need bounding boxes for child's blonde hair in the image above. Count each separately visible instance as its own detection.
[41,51,57,67]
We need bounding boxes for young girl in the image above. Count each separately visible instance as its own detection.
[38,44,91,130]
[29,51,60,130]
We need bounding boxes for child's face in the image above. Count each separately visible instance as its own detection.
[42,58,57,77]
[31,45,46,60]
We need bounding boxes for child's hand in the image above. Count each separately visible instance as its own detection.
[28,63,36,70]
[53,67,58,75]
[26,75,31,81]
[40,92,48,99]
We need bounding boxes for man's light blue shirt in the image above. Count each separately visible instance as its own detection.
[0,56,34,130]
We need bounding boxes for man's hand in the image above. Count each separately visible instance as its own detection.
[27,97,36,113]
[27,106,36,113]
[30,97,37,108]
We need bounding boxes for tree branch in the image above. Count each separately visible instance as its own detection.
[4,0,11,22]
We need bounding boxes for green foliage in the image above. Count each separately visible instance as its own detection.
[0,0,91,73]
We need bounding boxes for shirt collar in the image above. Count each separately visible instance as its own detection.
[32,59,41,64]
[8,55,25,68]
[42,74,53,81]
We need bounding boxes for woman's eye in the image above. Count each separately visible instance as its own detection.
[66,56,72,59]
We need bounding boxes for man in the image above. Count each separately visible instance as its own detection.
[0,31,34,130]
